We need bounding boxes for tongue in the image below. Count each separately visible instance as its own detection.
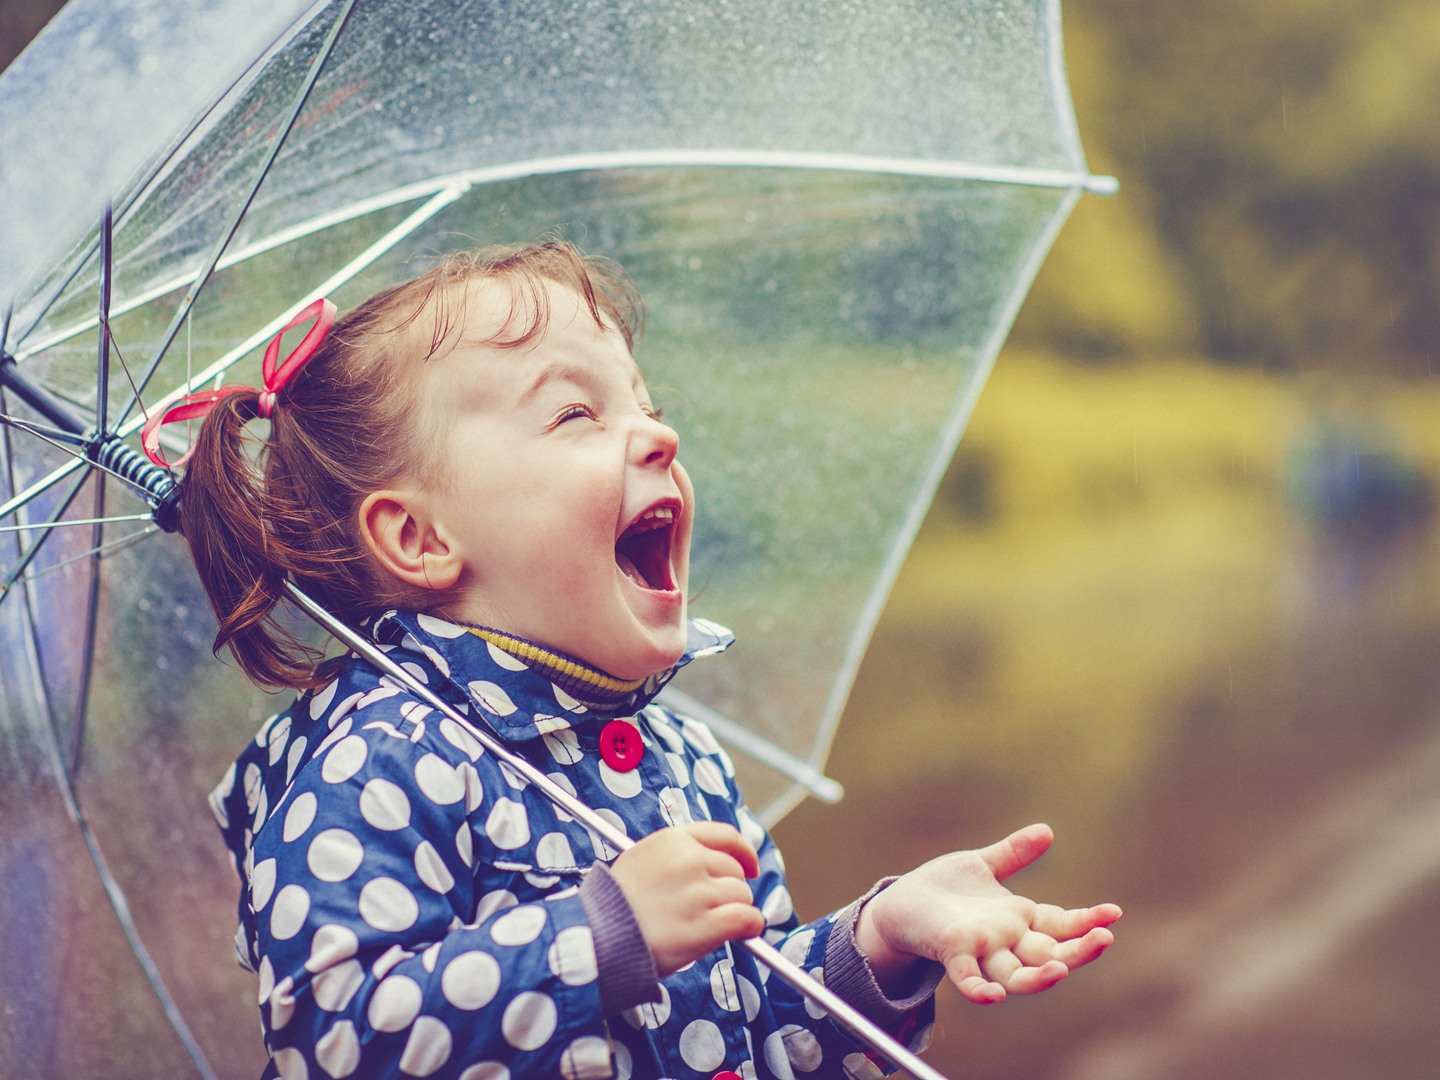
[616,552,648,588]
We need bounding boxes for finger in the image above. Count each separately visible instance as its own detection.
[996,959,1069,995]
[1049,926,1115,971]
[702,875,761,911]
[1013,929,1060,968]
[1031,902,1124,940]
[706,901,767,943]
[684,822,760,878]
[980,947,1022,987]
[977,824,1053,883]
[700,845,751,881]
[661,904,767,975]
[944,953,1005,1004]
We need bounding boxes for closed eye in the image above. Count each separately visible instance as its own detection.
[645,405,665,422]
[555,404,597,425]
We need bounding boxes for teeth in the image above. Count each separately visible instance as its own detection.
[629,507,674,531]
[621,505,676,538]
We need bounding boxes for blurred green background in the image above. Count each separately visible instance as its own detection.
[771,3,1440,1079]
[7,1,1440,1078]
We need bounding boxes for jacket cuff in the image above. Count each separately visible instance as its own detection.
[579,862,662,1016]
[823,876,946,1030]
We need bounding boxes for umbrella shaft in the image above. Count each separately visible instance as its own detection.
[1,354,89,434]
[283,581,949,1080]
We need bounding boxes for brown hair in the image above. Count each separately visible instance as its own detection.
[179,240,644,689]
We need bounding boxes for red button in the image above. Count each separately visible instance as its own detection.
[599,720,643,771]
[712,1073,742,1080]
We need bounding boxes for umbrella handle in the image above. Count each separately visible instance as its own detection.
[283,582,949,1080]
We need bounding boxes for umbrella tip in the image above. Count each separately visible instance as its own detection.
[1086,174,1120,196]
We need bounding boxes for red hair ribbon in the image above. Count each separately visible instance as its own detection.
[141,298,336,467]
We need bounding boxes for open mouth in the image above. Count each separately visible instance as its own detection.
[615,504,677,592]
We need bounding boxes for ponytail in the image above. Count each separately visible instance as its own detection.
[179,388,328,687]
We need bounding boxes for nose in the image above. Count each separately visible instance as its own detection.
[632,412,679,468]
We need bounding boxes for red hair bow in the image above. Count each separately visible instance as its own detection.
[141,298,336,467]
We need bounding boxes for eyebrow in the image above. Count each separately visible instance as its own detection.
[517,359,648,405]
[517,363,593,404]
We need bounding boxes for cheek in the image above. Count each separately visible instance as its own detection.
[522,501,617,582]
[464,454,624,593]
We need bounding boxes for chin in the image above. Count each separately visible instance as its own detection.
[601,624,688,681]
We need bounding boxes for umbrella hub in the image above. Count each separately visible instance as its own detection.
[1,350,181,532]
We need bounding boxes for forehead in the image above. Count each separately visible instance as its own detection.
[425,277,645,402]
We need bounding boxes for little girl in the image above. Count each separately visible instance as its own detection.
[178,242,1120,1080]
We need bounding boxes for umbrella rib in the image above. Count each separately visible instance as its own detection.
[72,809,221,1080]
[95,206,112,435]
[0,418,158,499]
[6,33,293,355]
[113,0,361,432]
[112,183,469,432]
[0,412,89,446]
[763,185,1087,829]
[9,547,220,1080]
[14,525,159,582]
[0,455,86,523]
[0,385,15,531]
[19,152,1115,360]
[0,512,150,533]
[2,400,215,1080]
[0,178,462,527]
[16,182,466,359]
[72,472,105,775]
[0,467,91,600]
[73,229,112,774]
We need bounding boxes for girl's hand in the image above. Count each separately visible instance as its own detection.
[609,822,767,977]
[855,824,1121,1003]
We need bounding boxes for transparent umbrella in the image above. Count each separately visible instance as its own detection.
[0,1,1113,1075]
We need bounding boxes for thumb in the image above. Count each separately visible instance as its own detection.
[977,824,1053,883]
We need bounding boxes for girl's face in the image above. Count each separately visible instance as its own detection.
[411,279,693,680]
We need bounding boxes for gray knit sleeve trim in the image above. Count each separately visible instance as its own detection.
[579,862,662,1016]
[823,876,946,1029]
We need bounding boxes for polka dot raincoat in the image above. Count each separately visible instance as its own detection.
[211,610,936,1080]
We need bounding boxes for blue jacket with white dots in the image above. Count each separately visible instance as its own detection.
[211,610,938,1080]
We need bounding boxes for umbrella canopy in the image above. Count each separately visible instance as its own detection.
[0,1,1111,1075]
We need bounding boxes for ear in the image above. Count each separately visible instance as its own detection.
[358,489,463,592]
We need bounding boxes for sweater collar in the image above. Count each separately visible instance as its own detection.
[366,609,734,742]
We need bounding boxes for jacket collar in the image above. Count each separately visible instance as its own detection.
[366,609,734,743]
